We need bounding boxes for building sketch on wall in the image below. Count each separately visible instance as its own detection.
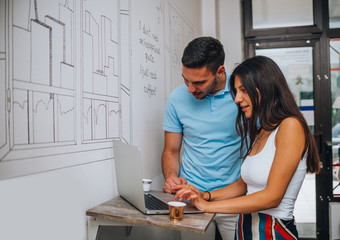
[0,0,130,170]
[12,0,75,147]
[0,0,196,179]
[118,1,131,144]
[81,1,122,142]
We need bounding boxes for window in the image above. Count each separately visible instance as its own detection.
[329,0,340,29]
[252,0,313,29]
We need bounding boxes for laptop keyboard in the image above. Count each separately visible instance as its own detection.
[144,193,169,210]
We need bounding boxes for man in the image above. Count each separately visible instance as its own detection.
[162,37,242,239]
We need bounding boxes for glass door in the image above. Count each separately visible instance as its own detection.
[243,1,340,238]
[329,39,340,198]
[247,39,321,239]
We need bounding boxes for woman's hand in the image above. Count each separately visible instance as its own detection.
[172,185,208,211]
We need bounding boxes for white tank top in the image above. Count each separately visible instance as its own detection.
[241,126,307,220]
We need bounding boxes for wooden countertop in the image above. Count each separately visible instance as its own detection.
[86,195,215,234]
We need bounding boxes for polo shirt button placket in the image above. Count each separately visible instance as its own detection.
[211,96,217,117]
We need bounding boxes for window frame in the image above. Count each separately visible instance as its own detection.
[243,0,323,38]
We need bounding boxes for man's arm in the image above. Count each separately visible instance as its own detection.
[162,131,187,193]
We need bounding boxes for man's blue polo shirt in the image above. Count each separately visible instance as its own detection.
[163,74,242,192]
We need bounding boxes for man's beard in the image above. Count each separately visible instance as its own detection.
[193,77,218,99]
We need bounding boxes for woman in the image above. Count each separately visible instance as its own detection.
[173,56,320,239]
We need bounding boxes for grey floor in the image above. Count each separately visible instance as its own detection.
[295,173,317,238]
[295,173,340,239]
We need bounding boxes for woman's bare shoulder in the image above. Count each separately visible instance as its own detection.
[276,117,305,143]
[279,117,303,131]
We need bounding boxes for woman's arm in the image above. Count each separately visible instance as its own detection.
[175,117,306,214]
[173,177,247,210]
[208,177,248,201]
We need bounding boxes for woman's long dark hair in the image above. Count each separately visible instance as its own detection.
[229,56,320,173]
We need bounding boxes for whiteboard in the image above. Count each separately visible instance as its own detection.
[0,0,201,180]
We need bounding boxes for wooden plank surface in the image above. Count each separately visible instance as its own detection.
[86,196,215,233]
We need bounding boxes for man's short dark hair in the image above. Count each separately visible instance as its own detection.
[181,37,225,74]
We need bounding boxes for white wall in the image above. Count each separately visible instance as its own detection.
[0,160,116,240]
[200,0,243,74]
[217,0,244,73]
[202,0,217,37]
[0,1,243,240]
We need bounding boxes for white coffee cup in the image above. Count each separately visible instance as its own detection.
[142,178,152,191]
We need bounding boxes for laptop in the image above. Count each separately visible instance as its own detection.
[113,140,203,215]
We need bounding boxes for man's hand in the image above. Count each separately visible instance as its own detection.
[163,176,187,193]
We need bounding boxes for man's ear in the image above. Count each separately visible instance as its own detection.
[217,66,225,76]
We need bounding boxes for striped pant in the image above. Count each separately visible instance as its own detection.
[235,212,299,240]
